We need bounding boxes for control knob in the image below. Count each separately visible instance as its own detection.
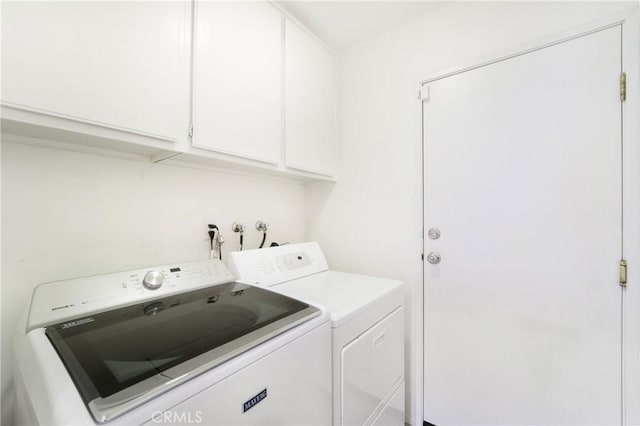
[143,270,164,290]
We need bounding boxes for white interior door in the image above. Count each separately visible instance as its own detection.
[423,26,622,425]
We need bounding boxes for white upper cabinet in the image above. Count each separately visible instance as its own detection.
[2,2,336,180]
[1,2,190,143]
[192,1,283,164]
[285,19,336,176]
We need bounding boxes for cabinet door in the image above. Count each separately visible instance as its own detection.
[193,1,283,164]
[1,2,190,142]
[285,20,336,176]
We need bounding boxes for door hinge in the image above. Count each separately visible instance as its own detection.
[189,123,194,138]
[620,72,626,102]
[620,259,628,287]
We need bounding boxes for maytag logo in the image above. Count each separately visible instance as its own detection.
[243,388,267,413]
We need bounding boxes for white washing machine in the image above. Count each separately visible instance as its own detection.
[228,242,404,426]
[14,259,331,425]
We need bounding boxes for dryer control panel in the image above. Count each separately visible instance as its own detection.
[228,242,329,287]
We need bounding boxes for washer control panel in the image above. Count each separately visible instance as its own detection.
[27,259,234,331]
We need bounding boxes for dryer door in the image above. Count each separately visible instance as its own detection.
[341,307,403,425]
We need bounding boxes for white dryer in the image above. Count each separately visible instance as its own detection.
[14,259,331,425]
[228,242,404,426]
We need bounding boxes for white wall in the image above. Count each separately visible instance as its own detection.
[1,141,306,425]
[305,2,638,424]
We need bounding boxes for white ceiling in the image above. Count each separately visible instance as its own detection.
[278,1,445,51]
